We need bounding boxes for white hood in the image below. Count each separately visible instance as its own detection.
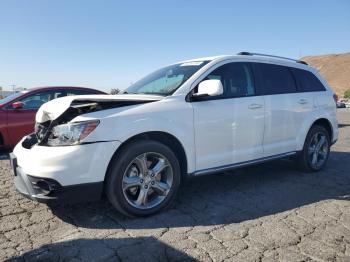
[36,94,164,123]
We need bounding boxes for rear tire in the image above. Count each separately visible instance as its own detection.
[296,125,330,172]
[105,140,181,217]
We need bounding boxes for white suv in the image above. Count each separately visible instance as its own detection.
[11,52,338,217]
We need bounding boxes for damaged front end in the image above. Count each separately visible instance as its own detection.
[22,95,162,149]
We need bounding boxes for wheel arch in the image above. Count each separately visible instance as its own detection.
[105,131,188,181]
[298,117,334,151]
[310,118,333,141]
[0,126,11,147]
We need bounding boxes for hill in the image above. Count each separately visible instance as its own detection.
[302,53,350,97]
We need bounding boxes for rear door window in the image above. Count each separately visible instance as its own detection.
[291,68,326,92]
[259,63,297,95]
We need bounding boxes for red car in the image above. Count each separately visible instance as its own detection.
[0,86,106,147]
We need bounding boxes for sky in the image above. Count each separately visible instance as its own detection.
[0,0,349,92]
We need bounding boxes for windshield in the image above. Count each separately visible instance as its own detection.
[125,61,209,95]
[0,92,25,105]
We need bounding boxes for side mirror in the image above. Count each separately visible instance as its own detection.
[12,101,24,109]
[193,79,224,99]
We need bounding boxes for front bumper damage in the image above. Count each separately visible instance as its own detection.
[11,137,121,204]
[10,152,104,204]
[11,94,157,204]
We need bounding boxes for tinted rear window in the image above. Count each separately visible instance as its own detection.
[292,68,326,92]
[259,63,297,95]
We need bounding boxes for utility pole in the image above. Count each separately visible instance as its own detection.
[10,84,16,94]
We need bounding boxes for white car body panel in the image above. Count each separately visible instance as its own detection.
[193,96,265,171]
[36,94,164,122]
[78,96,197,173]
[262,92,315,156]
[12,54,338,189]
[295,89,338,150]
[13,138,120,186]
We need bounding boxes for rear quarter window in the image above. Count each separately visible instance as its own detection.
[291,68,326,92]
[258,63,297,95]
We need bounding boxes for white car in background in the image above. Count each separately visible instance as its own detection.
[11,52,338,217]
[340,99,350,108]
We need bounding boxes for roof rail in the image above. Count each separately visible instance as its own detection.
[237,52,308,65]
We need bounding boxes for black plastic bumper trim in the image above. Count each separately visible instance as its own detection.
[11,154,103,204]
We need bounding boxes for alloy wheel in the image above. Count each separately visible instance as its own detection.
[122,152,173,209]
[308,132,329,169]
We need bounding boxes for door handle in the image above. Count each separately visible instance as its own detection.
[298,99,308,105]
[248,103,263,109]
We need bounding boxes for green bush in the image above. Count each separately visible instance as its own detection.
[344,90,350,98]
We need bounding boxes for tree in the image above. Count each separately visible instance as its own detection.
[110,88,120,95]
[344,90,350,99]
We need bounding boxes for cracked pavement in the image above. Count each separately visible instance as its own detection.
[1,109,350,262]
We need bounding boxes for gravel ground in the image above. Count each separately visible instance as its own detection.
[1,109,350,262]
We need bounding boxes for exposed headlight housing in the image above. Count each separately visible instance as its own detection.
[47,120,100,146]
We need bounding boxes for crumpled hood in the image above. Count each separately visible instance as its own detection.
[36,94,164,123]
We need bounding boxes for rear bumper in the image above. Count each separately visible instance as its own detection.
[11,153,103,204]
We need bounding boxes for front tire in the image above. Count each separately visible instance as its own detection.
[105,140,181,217]
[296,125,331,172]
